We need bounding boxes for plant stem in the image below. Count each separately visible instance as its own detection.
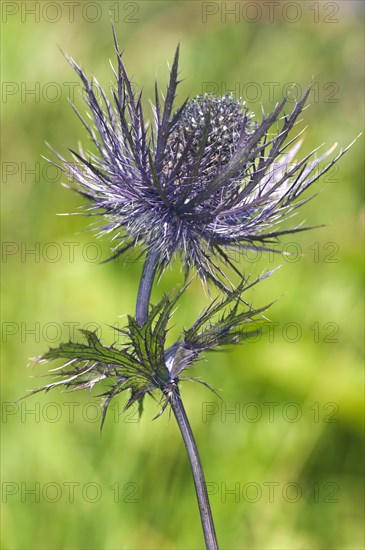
[171,388,219,550]
[136,249,160,326]
[136,250,219,549]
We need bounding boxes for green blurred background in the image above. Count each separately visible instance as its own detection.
[1,1,364,548]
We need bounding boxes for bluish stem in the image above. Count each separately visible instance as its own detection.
[136,249,160,326]
[171,388,219,550]
[136,249,219,549]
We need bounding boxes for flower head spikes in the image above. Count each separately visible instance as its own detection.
[54,31,350,291]
[25,280,269,427]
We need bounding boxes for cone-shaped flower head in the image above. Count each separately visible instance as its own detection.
[55,31,349,289]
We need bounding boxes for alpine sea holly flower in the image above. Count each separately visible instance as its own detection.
[53,31,350,293]
[28,29,357,550]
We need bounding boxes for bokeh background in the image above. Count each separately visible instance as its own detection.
[1,1,364,549]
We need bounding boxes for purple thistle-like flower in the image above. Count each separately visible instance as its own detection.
[55,31,350,290]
